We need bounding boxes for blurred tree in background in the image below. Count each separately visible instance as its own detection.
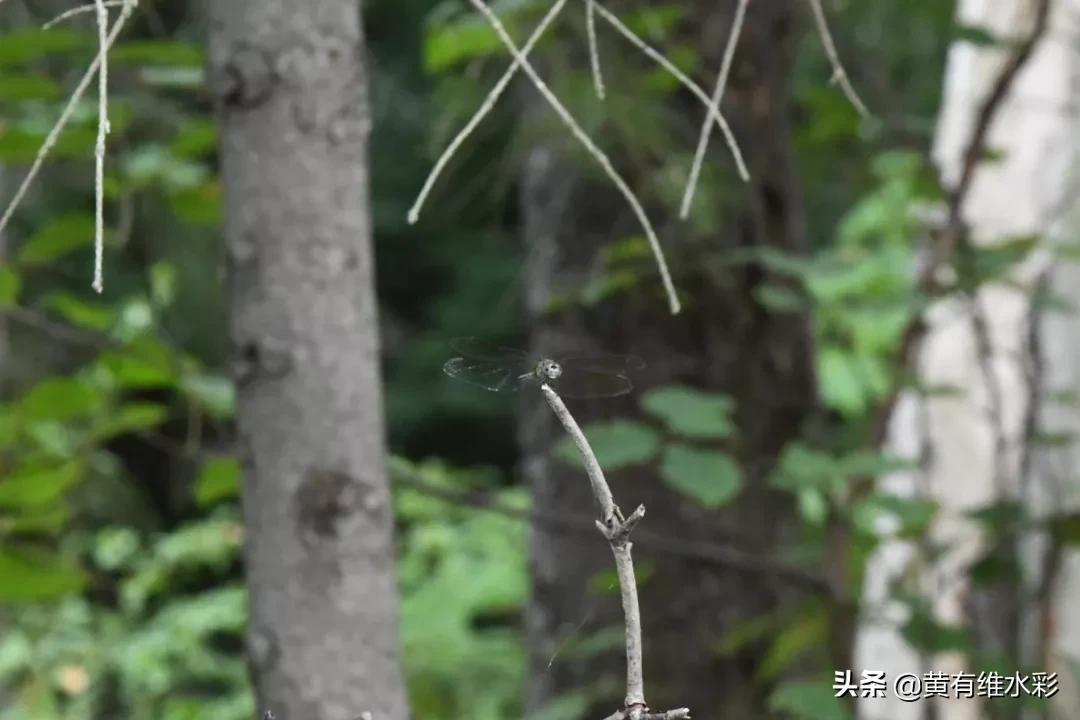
[4,1,1074,719]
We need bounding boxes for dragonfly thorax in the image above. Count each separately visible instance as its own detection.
[535,358,563,381]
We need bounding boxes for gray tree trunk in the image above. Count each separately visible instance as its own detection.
[209,3,409,719]
[521,3,815,717]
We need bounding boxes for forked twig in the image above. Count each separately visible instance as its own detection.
[541,384,691,719]
[0,0,137,288]
[470,0,681,314]
[407,0,569,226]
[590,2,748,183]
[806,0,869,118]
[680,0,749,218]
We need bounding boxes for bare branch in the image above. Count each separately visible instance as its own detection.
[42,1,124,29]
[586,0,605,100]
[0,0,137,271]
[806,0,869,118]
[470,0,681,314]
[541,384,691,719]
[92,0,111,293]
[590,2,748,184]
[680,0,749,219]
[407,0,569,226]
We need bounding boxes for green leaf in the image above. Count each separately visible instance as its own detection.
[641,385,735,439]
[20,377,105,421]
[18,213,95,265]
[0,266,20,307]
[0,74,61,101]
[659,444,741,508]
[755,285,806,313]
[858,493,938,538]
[759,608,827,679]
[0,461,79,509]
[1050,513,1080,548]
[139,66,204,88]
[93,527,141,571]
[149,262,177,307]
[171,120,218,157]
[797,488,828,526]
[0,126,95,162]
[169,182,223,225]
[92,403,169,441]
[45,291,114,331]
[0,29,86,67]
[901,606,972,653]
[769,680,852,720]
[953,24,1003,47]
[194,456,241,508]
[424,13,503,73]
[0,546,84,601]
[99,339,177,388]
[0,502,68,534]
[181,374,235,419]
[552,420,660,470]
[109,40,205,66]
[818,347,866,416]
[771,444,842,492]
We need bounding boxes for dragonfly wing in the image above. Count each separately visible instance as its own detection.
[443,357,520,393]
[558,353,646,373]
[551,368,634,399]
[449,337,530,364]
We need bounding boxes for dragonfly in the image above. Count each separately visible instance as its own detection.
[443,337,645,399]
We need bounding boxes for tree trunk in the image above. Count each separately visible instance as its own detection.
[521,3,815,717]
[855,1,1080,718]
[209,4,409,719]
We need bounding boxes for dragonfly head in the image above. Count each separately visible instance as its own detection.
[536,358,563,382]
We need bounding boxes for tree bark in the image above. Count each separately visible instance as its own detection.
[209,3,409,719]
[521,3,815,716]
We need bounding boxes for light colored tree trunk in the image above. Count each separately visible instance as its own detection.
[209,3,410,719]
[855,1,1080,718]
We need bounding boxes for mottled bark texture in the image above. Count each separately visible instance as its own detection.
[521,2,815,717]
[209,3,409,719]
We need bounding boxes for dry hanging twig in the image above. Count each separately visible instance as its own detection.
[586,0,605,100]
[92,0,111,293]
[540,384,691,720]
[407,0,569,226]
[468,0,682,314]
[42,0,125,29]
[806,0,869,118]
[0,0,137,292]
[680,0,749,218]
[589,2,748,183]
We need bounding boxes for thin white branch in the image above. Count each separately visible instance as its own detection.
[0,0,137,260]
[42,1,124,29]
[471,0,681,314]
[541,384,691,719]
[541,384,617,519]
[586,0,605,100]
[591,2,748,185]
[92,0,110,293]
[680,0,749,219]
[407,0,569,226]
[806,0,869,118]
